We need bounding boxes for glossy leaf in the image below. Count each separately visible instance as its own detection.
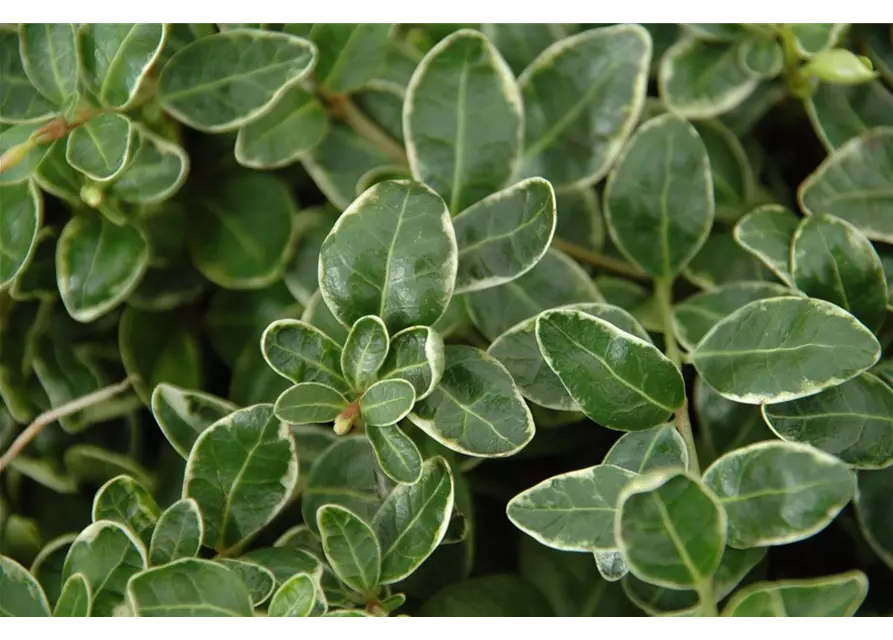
[19,24,79,105]
[0,555,51,616]
[378,326,445,401]
[261,319,350,393]
[0,123,52,185]
[148,498,203,566]
[733,204,799,286]
[0,181,42,290]
[366,422,423,484]
[723,571,868,617]
[806,81,893,151]
[855,466,893,569]
[240,546,322,586]
[594,550,629,583]
[150,383,237,459]
[481,24,568,75]
[791,24,845,56]
[215,559,275,607]
[274,382,348,425]
[685,229,780,290]
[310,23,392,94]
[30,534,77,608]
[738,36,782,78]
[359,379,415,427]
[65,113,135,181]
[54,573,91,617]
[603,425,689,474]
[694,119,754,224]
[92,475,161,546]
[0,30,56,123]
[317,504,381,592]
[267,572,320,617]
[341,315,389,391]
[108,125,189,205]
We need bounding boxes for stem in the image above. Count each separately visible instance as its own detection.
[334,96,408,166]
[654,277,701,475]
[697,581,719,617]
[550,238,650,282]
[776,24,813,99]
[0,377,135,475]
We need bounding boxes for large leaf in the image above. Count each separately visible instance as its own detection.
[0,30,56,123]
[274,382,348,425]
[805,81,893,151]
[0,555,51,616]
[366,422,423,485]
[0,181,42,290]
[855,466,893,569]
[261,319,350,393]
[722,571,868,617]
[92,475,161,547]
[148,498,203,566]
[65,112,135,181]
[691,296,881,404]
[340,315,389,391]
[603,425,689,474]
[54,573,91,617]
[19,24,79,105]
[310,23,392,94]
[733,204,799,286]
[404,29,522,213]
[378,326,445,401]
[317,504,381,593]
[150,383,237,460]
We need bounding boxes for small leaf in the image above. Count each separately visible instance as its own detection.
[604,113,714,279]
[790,24,845,57]
[378,326,444,401]
[148,498,203,566]
[32,338,103,434]
[65,113,135,181]
[604,425,688,474]
[804,48,878,85]
[594,551,628,583]
[0,30,56,123]
[359,379,415,427]
[54,573,91,617]
[215,559,275,607]
[19,24,79,105]
[703,441,856,548]
[127,557,253,617]
[318,179,457,332]
[158,29,318,133]
[92,475,161,546]
[733,204,799,286]
[183,404,299,552]
[0,555,50,616]
[268,572,322,617]
[261,319,350,393]
[616,469,726,590]
[310,24,392,94]
[722,571,868,616]
[409,345,535,457]
[373,456,454,584]
[805,81,893,151]
[536,308,685,430]
[151,384,237,460]
[0,123,51,185]
[9,225,56,301]
[507,464,637,552]
[317,504,381,592]
[738,36,783,78]
[240,546,322,586]
[65,445,154,491]
[405,29,522,213]
[341,315,389,391]
[30,534,78,607]
[0,180,42,290]
[274,382,348,425]
[107,125,189,205]
[366,422,423,484]
[453,177,556,294]
[692,296,881,404]
[855,466,893,569]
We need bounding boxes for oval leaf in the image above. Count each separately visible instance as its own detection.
[855,466,893,569]
[366,422,423,485]
[378,326,445,401]
[274,382,348,425]
[267,572,320,617]
[317,504,381,592]
[65,112,135,181]
[732,204,799,286]
[148,498,203,567]
[722,571,868,617]
[0,181,42,290]
[359,378,415,427]
[108,124,189,205]
[805,81,893,152]
[215,559,275,607]
[604,425,689,474]
[262,319,349,393]
[310,24,392,94]
[150,383,237,460]
[19,24,79,105]
[92,475,161,546]
[0,30,55,123]
[54,573,91,617]
[341,315,389,391]
[0,555,50,616]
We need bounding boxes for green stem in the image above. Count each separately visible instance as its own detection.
[776,24,813,99]
[336,97,408,166]
[551,238,650,282]
[654,277,701,475]
[696,580,719,617]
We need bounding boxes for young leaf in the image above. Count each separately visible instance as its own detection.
[310,24,392,94]
[317,504,381,593]
[92,475,161,546]
[54,573,91,617]
[267,572,322,617]
[692,296,881,404]
[855,466,893,569]
[108,125,189,205]
[183,404,299,552]
[148,498,203,566]
[409,345,535,457]
[240,546,322,586]
[733,204,799,286]
[56,214,149,323]
[703,441,856,548]
[536,308,685,430]
[359,378,415,427]
[518,24,651,189]
[150,383,237,459]
[0,181,42,290]
[62,520,147,616]
[127,558,253,617]
[404,29,522,213]
[318,179,458,332]
[373,456,454,584]
[594,551,628,583]
[19,24,79,105]
[0,30,56,123]
[738,36,782,78]
[452,177,556,294]
[722,571,868,617]
[261,319,350,393]
[158,29,318,133]
[274,382,349,425]
[507,464,637,552]
[604,113,714,279]
[763,373,893,469]
[32,139,81,203]
[798,127,893,243]
[0,123,52,185]
[805,81,893,151]
[341,315,389,391]
[366,422,424,484]
[378,326,445,401]
[65,112,135,181]
[616,469,726,590]
[603,425,688,474]
[215,559,275,607]
[791,213,888,331]
[0,555,51,616]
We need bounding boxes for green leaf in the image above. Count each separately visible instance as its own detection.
[150,384,237,459]
[738,36,782,78]
[108,125,189,205]
[19,24,79,105]
[283,209,336,306]
[54,573,91,617]
[127,557,253,617]
[791,213,888,331]
[318,179,457,332]
[798,127,893,243]
[683,24,745,40]
[692,296,881,404]
[0,181,42,290]
[703,441,856,548]
[215,559,275,607]
[466,247,602,340]
[158,29,318,133]
[673,282,796,351]
[267,572,323,617]
[32,337,103,434]
[57,214,148,323]
[555,185,604,251]
[65,445,155,491]
[804,48,878,85]
[62,520,147,616]
[855,466,893,569]
[684,230,778,289]
[452,177,556,294]
[507,464,636,552]
[604,113,714,278]
[234,86,328,169]
[78,24,167,109]
[183,404,299,552]
[518,24,651,189]
[92,475,161,547]
[790,24,845,57]
[317,504,381,592]
[289,426,338,478]
[261,319,350,393]
[0,30,56,123]
[659,38,757,119]
[340,315,389,391]
[366,422,423,484]
[604,425,688,474]
[274,382,348,425]
[125,265,205,311]
[536,308,685,430]
[616,469,726,590]
[65,112,135,181]
[30,534,77,607]
[418,574,553,616]
[378,326,444,401]
[189,171,296,289]
[694,119,754,224]
[9,225,56,301]
[722,571,868,616]
[240,546,322,585]
[310,24,392,94]
[0,555,50,616]
[301,289,349,345]
[733,204,799,286]
[360,379,415,427]
[373,456,454,584]
[409,345,535,457]
[148,498,203,566]
[0,123,52,185]
[481,24,569,75]
[805,81,893,151]
[404,29,521,214]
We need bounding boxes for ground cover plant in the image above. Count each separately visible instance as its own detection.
[1,22,893,618]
